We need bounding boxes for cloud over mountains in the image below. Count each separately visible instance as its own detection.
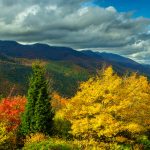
[0,0,150,63]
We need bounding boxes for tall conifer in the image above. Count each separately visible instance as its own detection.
[21,62,53,135]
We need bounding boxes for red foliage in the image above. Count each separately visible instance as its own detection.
[0,96,26,131]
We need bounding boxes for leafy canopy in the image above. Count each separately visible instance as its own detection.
[64,67,150,144]
[0,96,26,131]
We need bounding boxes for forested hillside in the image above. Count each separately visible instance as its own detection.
[0,56,89,98]
[0,40,150,75]
[0,41,150,98]
[1,64,150,149]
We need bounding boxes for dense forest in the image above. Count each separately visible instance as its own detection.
[0,57,89,98]
[0,61,150,150]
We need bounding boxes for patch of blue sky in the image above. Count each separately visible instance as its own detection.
[93,0,150,18]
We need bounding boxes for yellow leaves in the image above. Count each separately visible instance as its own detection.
[103,66,114,77]
[0,122,13,147]
[115,136,128,143]
[54,110,65,120]
[71,118,89,134]
[0,122,8,145]
[125,123,145,133]
[64,66,150,145]
[24,133,47,145]
[94,114,121,137]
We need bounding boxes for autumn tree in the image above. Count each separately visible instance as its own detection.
[0,96,26,149]
[64,67,150,148]
[51,92,68,111]
[0,96,26,131]
[21,62,53,135]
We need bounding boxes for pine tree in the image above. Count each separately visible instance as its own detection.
[21,62,53,135]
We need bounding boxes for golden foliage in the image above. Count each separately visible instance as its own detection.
[0,122,11,145]
[0,122,14,149]
[64,67,150,145]
[24,133,47,145]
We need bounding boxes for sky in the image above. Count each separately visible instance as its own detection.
[0,0,150,64]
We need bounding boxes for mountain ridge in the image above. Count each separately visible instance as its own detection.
[0,40,150,76]
[0,40,150,97]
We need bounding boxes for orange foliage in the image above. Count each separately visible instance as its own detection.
[52,92,68,111]
[0,96,26,131]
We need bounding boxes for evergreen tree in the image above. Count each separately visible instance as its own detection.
[21,62,53,135]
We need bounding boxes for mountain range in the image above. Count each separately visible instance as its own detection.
[0,40,150,75]
[0,40,150,97]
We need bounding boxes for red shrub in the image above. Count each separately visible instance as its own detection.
[0,96,26,131]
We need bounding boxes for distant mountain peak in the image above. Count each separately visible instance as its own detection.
[0,40,150,76]
[0,40,18,44]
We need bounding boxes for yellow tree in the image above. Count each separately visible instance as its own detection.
[64,67,150,147]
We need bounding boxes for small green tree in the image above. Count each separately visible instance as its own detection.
[21,62,53,135]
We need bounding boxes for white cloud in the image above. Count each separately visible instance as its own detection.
[14,5,40,25]
[0,0,150,63]
[45,5,57,11]
[78,7,89,16]
[106,6,116,13]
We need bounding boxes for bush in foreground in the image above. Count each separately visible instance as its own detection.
[0,96,26,149]
[64,66,150,148]
[23,134,79,150]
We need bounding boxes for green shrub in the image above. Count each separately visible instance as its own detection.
[137,135,150,150]
[23,137,79,150]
